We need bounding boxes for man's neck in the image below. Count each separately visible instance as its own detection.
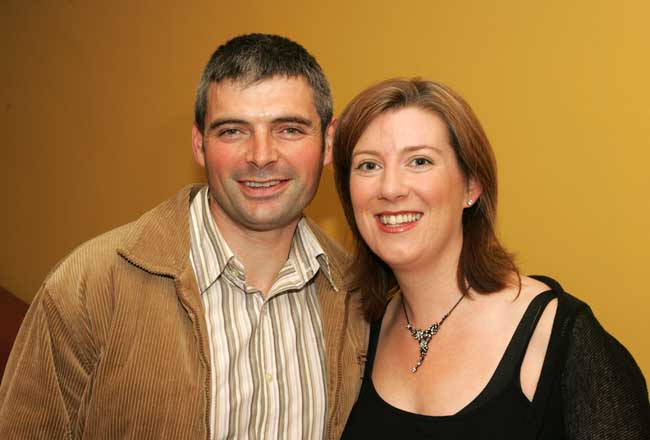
[209,205,299,297]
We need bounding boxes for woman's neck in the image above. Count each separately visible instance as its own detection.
[393,261,465,328]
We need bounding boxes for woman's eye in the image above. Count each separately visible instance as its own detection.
[356,161,378,171]
[411,157,432,167]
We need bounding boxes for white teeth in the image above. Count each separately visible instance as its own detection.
[379,213,422,226]
[244,180,280,188]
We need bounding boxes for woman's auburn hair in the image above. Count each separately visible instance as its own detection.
[332,78,519,321]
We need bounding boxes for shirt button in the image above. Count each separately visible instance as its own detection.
[265,373,273,382]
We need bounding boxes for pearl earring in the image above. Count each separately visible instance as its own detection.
[467,199,473,207]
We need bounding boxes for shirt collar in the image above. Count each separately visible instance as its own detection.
[189,186,336,295]
[189,187,236,294]
[291,218,337,292]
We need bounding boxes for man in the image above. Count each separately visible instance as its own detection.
[0,34,368,439]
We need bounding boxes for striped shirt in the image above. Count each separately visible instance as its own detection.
[189,186,332,440]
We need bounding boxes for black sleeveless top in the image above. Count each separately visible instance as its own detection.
[341,289,563,439]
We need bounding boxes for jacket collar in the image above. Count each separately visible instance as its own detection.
[115,184,348,295]
[117,184,202,278]
[303,217,348,294]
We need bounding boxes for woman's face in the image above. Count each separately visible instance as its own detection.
[349,107,479,274]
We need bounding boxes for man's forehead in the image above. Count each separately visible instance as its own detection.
[209,75,313,95]
[204,76,319,121]
[228,72,302,85]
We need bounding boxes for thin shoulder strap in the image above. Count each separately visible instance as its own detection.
[362,319,382,382]
[460,290,557,413]
[524,275,577,439]
[512,290,558,372]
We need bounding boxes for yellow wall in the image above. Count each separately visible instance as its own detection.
[2,1,649,380]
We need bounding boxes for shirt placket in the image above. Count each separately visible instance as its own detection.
[258,298,277,439]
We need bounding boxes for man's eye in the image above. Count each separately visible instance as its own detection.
[219,128,242,137]
[282,127,304,135]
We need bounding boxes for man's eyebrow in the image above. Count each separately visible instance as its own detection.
[272,116,313,127]
[207,118,248,131]
[207,116,313,132]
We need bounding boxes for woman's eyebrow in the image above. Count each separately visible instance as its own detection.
[352,145,442,157]
[401,145,443,154]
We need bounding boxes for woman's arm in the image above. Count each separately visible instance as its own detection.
[562,306,650,439]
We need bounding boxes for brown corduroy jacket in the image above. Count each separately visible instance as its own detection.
[0,185,369,439]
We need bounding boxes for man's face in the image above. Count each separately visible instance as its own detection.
[192,76,333,234]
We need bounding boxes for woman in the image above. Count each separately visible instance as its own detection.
[333,78,649,438]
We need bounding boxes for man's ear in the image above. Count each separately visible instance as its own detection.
[191,123,206,168]
[323,118,338,166]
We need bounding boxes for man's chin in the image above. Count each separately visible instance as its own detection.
[239,213,303,233]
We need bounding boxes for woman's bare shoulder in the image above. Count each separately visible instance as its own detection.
[516,275,555,301]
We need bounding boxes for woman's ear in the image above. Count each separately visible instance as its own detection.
[465,177,482,207]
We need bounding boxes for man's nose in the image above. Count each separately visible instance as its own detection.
[246,132,278,168]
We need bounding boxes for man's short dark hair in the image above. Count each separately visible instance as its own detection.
[194,33,333,135]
